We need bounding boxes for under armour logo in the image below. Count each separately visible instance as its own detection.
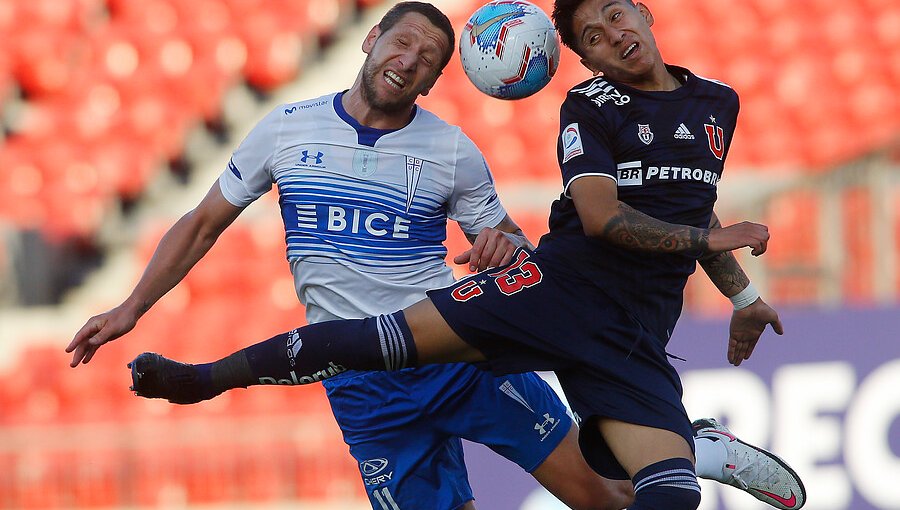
[535,413,557,435]
[301,150,324,165]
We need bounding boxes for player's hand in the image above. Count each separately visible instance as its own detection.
[453,227,518,272]
[727,297,783,366]
[707,222,770,256]
[66,303,140,367]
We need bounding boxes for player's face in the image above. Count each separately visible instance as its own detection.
[572,0,663,86]
[360,13,449,114]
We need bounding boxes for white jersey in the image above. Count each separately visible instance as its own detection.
[219,92,507,323]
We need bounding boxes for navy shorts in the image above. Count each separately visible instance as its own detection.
[323,363,571,510]
[427,248,693,479]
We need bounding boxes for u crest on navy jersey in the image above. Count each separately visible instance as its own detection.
[704,122,725,160]
[637,124,654,145]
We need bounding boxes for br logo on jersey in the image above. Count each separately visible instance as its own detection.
[704,118,726,160]
[637,124,654,145]
[562,123,584,163]
[616,161,643,186]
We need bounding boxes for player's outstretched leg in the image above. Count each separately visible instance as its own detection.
[130,313,419,404]
[129,304,481,404]
[693,418,806,510]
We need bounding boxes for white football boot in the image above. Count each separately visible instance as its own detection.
[693,418,806,509]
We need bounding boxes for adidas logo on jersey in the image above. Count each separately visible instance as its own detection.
[674,123,695,140]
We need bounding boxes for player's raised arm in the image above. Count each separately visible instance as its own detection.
[568,175,770,256]
[698,211,784,366]
[66,183,244,367]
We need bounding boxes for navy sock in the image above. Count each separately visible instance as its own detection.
[629,458,701,510]
[201,311,418,391]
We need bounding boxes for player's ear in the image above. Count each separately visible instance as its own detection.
[635,2,654,27]
[362,25,381,54]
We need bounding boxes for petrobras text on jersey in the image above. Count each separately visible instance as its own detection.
[297,205,413,239]
[615,161,721,187]
[257,362,348,385]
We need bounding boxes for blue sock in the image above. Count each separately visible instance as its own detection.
[629,458,701,510]
[201,312,418,391]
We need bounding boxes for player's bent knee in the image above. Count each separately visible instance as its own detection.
[630,458,700,510]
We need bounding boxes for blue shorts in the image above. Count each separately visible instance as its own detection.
[427,248,693,480]
[323,363,571,510]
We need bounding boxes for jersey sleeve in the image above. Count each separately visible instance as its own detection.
[722,88,741,162]
[446,132,508,235]
[557,95,619,198]
[218,106,284,207]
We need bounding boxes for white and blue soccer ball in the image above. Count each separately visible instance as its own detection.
[459,0,560,100]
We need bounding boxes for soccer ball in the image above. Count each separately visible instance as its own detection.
[459,0,560,100]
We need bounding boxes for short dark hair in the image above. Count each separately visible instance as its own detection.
[552,0,634,57]
[378,2,456,70]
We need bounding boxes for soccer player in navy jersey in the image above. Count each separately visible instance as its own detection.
[70,1,806,509]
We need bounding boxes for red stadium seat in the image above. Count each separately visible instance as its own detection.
[236,10,311,91]
[9,27,86,98]
[841,189,875,302]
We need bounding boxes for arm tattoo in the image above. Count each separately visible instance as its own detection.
[699,214,751,297]
[700,251,750,297]
[601,202,709,254]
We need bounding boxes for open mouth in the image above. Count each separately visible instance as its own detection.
[622,42,638,60]
[384,70,407,90]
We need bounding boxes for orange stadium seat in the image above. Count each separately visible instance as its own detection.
[763,191,822,304]
[841,189,875,302]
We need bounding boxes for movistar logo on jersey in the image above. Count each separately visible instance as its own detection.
[615,160,720,187]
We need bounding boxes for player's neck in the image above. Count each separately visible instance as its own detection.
[618,62,682,92]
[342,87,415,130]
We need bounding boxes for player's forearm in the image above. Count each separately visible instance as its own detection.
[699,250,750,297]
[698,213,750,297]
[598,201,709,254]
[124,210,223,317]
[465,214,535,249]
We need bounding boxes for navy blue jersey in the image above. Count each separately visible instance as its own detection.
[538,65,740,343]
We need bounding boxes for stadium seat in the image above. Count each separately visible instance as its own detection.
[9,27,85,98]
[841,189,875,302]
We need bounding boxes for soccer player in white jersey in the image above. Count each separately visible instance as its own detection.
[70,2,803,509]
